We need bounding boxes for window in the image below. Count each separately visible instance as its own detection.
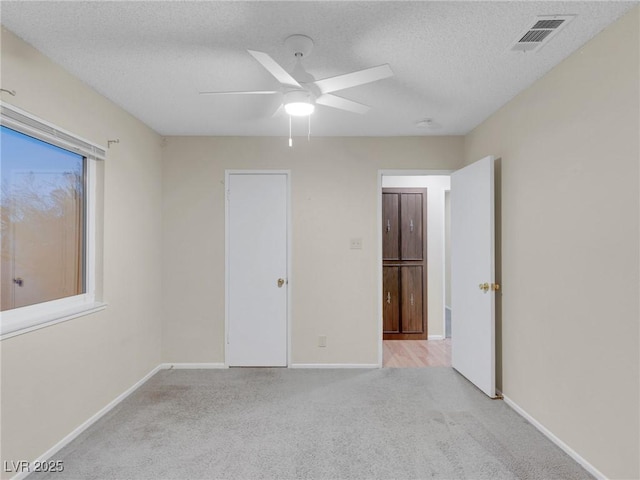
[1,126,86,310]
[0,104,106,338]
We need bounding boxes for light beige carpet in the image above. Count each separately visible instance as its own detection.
[34,367,593,479]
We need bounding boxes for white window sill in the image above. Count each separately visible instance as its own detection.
[0,302,107,341]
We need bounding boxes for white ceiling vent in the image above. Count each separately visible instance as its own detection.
[511,15,576,52]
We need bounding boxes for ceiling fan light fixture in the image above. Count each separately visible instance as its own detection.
[285,101,315,116]
[284,90,315,116]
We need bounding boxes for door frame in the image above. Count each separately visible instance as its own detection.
[224,170,292,368]
[377,170,453,367]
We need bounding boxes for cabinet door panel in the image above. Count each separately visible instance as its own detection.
[383,266,400,333]
[401,266,423,333]
[400,193,423,260]
[382,193,400,260]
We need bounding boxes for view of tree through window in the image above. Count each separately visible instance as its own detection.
[1,126,86,311]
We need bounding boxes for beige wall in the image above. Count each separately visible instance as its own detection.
[0,27,163,477]
[161,137,464,365]
[464,7,640,479]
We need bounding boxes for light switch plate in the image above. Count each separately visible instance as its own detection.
[318,335,327,347]
[350,238,362,249]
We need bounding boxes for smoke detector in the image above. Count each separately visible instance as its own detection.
[415,118,442,130]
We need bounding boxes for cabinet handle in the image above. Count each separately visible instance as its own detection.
[410,293,414,306]
[386,292,391,304]
[386,219,391,232]
[410,219,414,232]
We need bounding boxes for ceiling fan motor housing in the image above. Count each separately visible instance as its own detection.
[284,34,314,58]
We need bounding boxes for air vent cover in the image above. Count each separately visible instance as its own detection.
[511,15,575,52]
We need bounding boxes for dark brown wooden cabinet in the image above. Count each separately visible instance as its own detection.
[400,193,423,260]
[382,188,427,340]
[401,266,423,333]
[383,266,400,333]
[382,194,400,260]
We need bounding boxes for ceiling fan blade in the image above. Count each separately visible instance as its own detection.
[316,94,371,114]
[247,50,301,89]
[199,90,279,95]
[271,104,285,118]
[313,64,393,94]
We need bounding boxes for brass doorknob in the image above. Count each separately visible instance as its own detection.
[479,282,489,293]
[277,278,285,288]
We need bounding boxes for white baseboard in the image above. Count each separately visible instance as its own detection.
[11,364,162,480]
[428,334,445,340]
[290,363,379,369]
[502,394,606,480]
[161,363,227,369]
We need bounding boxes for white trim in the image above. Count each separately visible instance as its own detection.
[1,102,106,160]
[381,169,454,176]
[0,117,101,338]
[10,364,162,480]
[376,171,384,368]
[502,395,607,480]
[377,170,455,369]
[441,188,450,339]
[290,363,379,369]
[286,172,293,368]
[428,335,445,340]
[224,170,292,368]
[224,171,230,366]
[1,302,107,341]
[161,363,227,369]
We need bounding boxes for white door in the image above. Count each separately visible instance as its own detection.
[451,156,496,397]
[226,172,288,367]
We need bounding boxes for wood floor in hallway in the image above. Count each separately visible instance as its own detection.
[383,339,451,367]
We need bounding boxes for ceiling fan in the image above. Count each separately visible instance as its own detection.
[199,35,394,118]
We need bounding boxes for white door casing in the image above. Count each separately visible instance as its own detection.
[450,156,496,397]
[226,171,289,367]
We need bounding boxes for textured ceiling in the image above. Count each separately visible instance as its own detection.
[0,1,635,136]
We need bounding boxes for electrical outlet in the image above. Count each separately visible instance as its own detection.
[350,238,362,249]
[318,335,327,347]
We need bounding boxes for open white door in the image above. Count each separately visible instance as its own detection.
[226,172,289,367]
[451,156,496,397]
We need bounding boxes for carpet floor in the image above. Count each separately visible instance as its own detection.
[34,368,593,480]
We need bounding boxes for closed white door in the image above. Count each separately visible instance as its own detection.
[226,172,288,366]
[451,156,496,397]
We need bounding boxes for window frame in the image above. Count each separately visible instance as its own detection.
[0,103,106,339]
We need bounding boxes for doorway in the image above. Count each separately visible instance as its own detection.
[382,187,428,340]
[225,171,291,367]
[379,173,451,368]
